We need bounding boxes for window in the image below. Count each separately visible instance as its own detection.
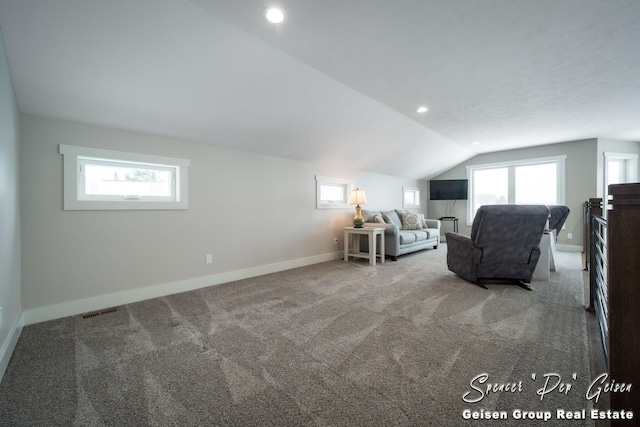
[403,187,421,208]
[59,144,190,210]
[316,175,353,209]
[604,152,638,214]
[466,155,566,223]
[515,162,557,205]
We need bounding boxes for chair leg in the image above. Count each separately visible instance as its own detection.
[477,278,532,291]
[475,281,489,290]
[515,280,533,291]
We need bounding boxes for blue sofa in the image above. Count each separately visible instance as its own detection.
[361,209,441,260]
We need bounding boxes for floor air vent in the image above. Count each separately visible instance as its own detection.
[81,307,119,319]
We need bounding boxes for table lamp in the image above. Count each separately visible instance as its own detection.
[349,188,368,228]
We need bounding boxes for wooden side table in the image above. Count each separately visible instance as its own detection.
[440,217,459,233]
[343,227,385,266]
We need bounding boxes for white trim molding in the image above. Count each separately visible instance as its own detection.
[0,313,24,383]
[59,144,190,210]
[466,155,567,224]
[22,251,343,326]
[315,175,354,209]
[402,186,421,208]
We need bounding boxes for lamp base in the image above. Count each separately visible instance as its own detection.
[353,204,364,228]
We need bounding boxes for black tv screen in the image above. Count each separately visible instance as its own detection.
[429,179,468,200]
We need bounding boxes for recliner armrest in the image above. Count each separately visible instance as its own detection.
[445,232,482,283]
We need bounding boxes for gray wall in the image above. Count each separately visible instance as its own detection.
[427,139,599,248]
[0,30,21,375]
[20,114,427,320]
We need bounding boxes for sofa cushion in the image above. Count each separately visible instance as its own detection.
[361,209,381,222]
[424,228,439,239]
[412,230,428,241]
[401,213,422,230]
[383,210,403,227]
[399,232,416,244]
[373,215,385,223]
[382,211,402,228]
[399,229,439,245]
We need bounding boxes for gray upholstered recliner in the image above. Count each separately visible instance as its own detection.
[446,205,550,290]
[547,205,570,239]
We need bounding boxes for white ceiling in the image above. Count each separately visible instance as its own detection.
[1,0,639,179]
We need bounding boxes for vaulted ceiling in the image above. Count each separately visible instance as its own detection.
[1,0,639,179]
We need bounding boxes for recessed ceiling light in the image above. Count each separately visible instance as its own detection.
[472,141,481,145]
[416,106,429,113]
[264,7,286,24]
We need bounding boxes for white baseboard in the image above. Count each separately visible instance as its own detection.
[0,312,24,383]
[22,251,343,326]
[556,244,582,252]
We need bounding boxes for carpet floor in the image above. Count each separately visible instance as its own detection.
[0,245,594,426]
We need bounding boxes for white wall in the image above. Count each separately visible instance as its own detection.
[0,29,22,379]
[20,114,427,324]
[427,139,599,249]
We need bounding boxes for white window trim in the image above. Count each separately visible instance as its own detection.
[603,152,638,215]
[402,186,421,208]
[315,175,354,209]
[466,155,566,224]
[604,152,638,184]
[59,144,190,210]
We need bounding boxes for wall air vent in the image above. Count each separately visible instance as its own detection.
[80,307,119,319]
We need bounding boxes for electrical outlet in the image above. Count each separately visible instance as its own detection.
[567,233,573,240]
[333,237,339,245]
[205,254,212,264]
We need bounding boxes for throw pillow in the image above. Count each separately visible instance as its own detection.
[383,210,402,226]
[381,213,394,224]
[401,213,423,230]
[363,210,381,222]
[419,213,428,228]
[373,215,385,223]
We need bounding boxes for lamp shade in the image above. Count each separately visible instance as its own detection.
[348,188,368,205]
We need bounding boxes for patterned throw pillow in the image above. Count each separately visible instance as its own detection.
[373,215,385,223]
[401,213,423,230]
[382,213,394,224]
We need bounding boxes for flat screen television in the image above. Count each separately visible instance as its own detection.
[429,179,468,200]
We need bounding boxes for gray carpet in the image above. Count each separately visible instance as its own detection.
[0,245,594,426]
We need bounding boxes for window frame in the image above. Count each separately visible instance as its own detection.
[466,155,566,224]
[603,152,638,215]
[403,186,421,208]
[59,144,190,210]
[315,175,353,209]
